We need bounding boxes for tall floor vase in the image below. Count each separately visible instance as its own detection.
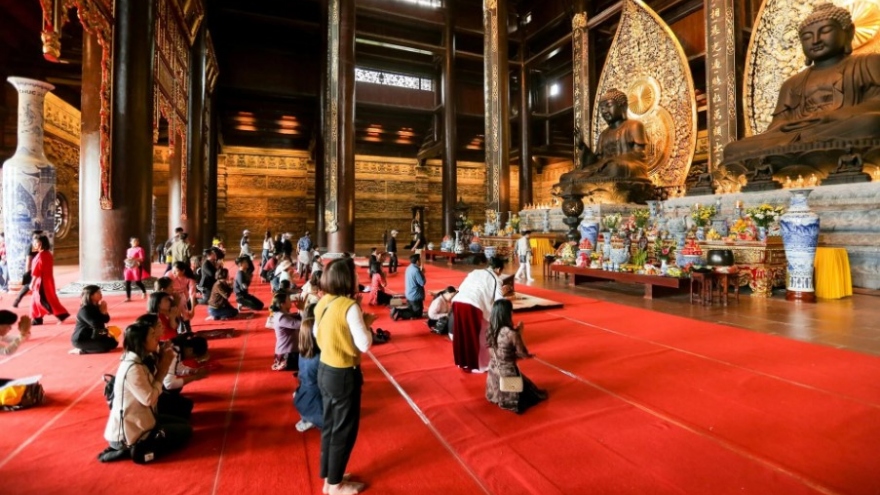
[780,188,819,302]
[2,77,57,287]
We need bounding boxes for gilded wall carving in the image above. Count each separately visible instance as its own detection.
[744,0,880,136]
[39,93,81,263]
[592,0,697,187]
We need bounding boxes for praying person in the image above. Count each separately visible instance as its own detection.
[270,292,302,371]
[451,257,509,372]
[70,285,118,354]
[391,254,425,320]
[485,299,545,413]
[235,256,265,311]
[427,286,457,336]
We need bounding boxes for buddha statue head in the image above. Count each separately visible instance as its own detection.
[598,89,629,126]
[799,3,855,66]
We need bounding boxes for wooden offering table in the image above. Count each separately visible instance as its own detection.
[696,239,786,298]
[550,265,688,299]
[423,249,485,265]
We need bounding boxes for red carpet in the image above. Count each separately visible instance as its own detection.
[1,262,879,494]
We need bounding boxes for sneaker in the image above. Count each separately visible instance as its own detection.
[295,419,315,432]
[527,278,535,282]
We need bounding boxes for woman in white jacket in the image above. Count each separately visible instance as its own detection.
[101,316,192,463]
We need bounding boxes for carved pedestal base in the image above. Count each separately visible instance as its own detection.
[821,171,872,186]
[786,289,816,302]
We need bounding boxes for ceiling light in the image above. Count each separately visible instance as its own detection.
[549,83,560,97]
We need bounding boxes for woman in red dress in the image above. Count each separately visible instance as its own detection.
[123,237,150,301]
[30,234,69,325]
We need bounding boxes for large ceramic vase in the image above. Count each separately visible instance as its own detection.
[2,77,57,287]
[578,207,599,250]
[779,188,819,302]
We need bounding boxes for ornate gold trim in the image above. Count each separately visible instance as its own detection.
[572,11,590,169]
[324,0,340,233]
[483,0,502,211]
[592,0,697,187]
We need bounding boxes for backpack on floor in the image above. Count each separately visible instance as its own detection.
[0,376,45,411]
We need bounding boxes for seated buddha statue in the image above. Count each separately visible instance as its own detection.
[563,89,650,184]
[723,3,880,188]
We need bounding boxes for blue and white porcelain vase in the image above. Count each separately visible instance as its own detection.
[578,207,599,250]
[2,77,57,288]
[780,188,819,302]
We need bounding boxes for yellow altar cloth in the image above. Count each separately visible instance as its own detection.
[529,237,554,265]
[813,247,852,299]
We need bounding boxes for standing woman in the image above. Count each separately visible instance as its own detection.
[314,258,374,495]
[124,237,149,302]
[30,234,69,325]
[71,285,118,354]
[261,230,273,268]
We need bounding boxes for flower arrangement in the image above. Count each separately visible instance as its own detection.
[632,249,648,266]
[631,209,651,229]
[602,213,622,231]
[657,244,674,261]
[510,214,521,232]
[691,205,718,227]
[744,203,785,228]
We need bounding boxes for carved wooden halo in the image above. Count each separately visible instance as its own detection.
[843,0,880,51]
[627,77,660,117]
[591,0,697,187]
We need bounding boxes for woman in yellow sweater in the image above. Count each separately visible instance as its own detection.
[314,257,375,495]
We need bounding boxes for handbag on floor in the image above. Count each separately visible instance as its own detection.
[499,373,523,393]
[0,376,44,411]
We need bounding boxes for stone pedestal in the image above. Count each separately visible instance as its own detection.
[2,77,56,287]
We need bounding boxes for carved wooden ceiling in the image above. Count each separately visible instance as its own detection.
[0,0,709,165]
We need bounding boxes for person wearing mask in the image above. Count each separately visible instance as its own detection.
[391,254,425,321]
[314,257,374,495]
[70,285,118,354]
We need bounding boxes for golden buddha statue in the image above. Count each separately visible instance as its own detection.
[567,89,650,182]
[554,89,654,203]
[723,3,880,189]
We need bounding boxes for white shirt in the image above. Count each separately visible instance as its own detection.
[428,296,452,320]
[515,236,532,258]
[163,350,198,391]
[104,353,162,445]
[312,303,372,353]
[452,268,505,321]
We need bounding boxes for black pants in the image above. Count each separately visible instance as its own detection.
[388,253,398,273]
[427,316,449,334]
[395,299,424,319]
[110,414,192,460]
[318,363,363,485]
[236,292,265,311]
[125,281,146,299]
[158,390,194,420]
[73,335,118,354]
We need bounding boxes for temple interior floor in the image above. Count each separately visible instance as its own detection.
[434,260,880,358]
[40,261,880,357]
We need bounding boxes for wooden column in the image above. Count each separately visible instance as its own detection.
[315,0,328,248]
[206,92,218,241]
[705,0,738,171]
[185,25,207,248]
[518,17,533,208]
[168,135,182,237]
[324,0,356,254]
[572,5,590,161]
[483,0,510,214]
[80,0,154,281]
[441,2,457,237]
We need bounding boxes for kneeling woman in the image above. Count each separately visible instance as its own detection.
[71,285,118,354]
[485,299,546,414]
[103,320,192,462]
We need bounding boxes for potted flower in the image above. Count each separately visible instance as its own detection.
[656,244,674,273]
[744,203,785,241]
[690,205,718,240]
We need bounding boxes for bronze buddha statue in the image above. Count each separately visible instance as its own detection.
[723,3,880,189]
[555,89,654,203]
